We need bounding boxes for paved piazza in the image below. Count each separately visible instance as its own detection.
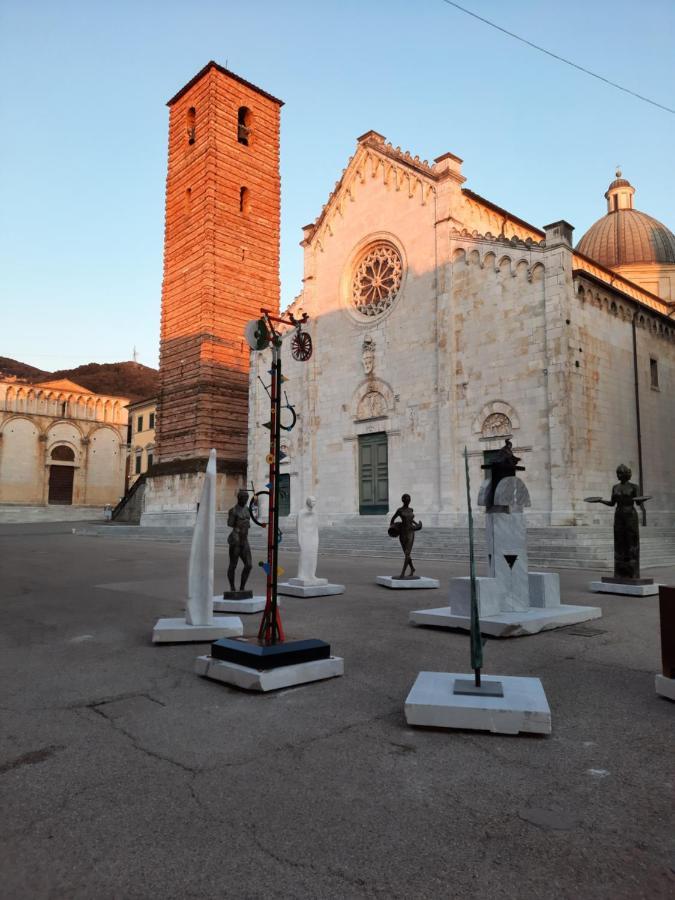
[1,523,673,899]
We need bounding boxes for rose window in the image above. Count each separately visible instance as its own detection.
[351,243,403,317]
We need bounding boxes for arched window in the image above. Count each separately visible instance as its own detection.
[239,186,249,214]
[51,445,75,461]
[186,107,196,145]
[237,106,251,146]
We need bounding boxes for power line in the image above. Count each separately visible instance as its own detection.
[439,0,675,115]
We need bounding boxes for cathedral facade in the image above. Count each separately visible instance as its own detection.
[0,378,128,507]
[249,132,675,526]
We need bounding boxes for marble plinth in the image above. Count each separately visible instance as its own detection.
[213,595,267,614]
[277,581,345,597]
[409,604,601,637]
[377,576,440,590]
[590,581,659,596]
[528,572,561,608]
[404,671,551,734]
[152,616,243,644]
[655,674,675,701]
[195,654,344,691]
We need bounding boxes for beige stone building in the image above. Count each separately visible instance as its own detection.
[127,397,157,485]
[249,133,675,527]
[0,378,129,507]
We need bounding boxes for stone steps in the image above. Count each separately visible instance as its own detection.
[0,505,105,524]
[71,523,675,570]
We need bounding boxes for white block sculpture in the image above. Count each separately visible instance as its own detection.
[277,497,344,597]
[411,466,600,637]
[153,449,243,643]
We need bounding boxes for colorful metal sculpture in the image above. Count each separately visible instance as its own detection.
[246,308,310,644]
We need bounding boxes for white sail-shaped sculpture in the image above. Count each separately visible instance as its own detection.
[186,448,216,625]
[152,449,243,643]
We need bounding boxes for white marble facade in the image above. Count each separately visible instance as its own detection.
[249,133,675,527]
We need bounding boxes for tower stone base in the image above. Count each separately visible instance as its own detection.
[141,459,245,528]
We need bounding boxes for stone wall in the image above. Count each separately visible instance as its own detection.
[248,137,675,527]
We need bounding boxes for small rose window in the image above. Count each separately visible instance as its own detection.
[351,242,403,318]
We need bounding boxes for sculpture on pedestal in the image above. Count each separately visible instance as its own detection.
[152,449,244,643]
[389,494,422,579]
[277,496,346,597]
[410,440,601,635]
[585,465,651,581]
[296,496,321,583]
[226,489,253,596]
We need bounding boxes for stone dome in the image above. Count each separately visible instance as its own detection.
[576,172,675,268]
[577,209,675,267]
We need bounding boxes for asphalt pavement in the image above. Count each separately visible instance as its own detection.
[1,523,674,899]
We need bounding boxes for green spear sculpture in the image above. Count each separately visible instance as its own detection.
[464,446,483,686]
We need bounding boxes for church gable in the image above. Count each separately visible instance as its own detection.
[34,378,95,394]
[303,131,438,255]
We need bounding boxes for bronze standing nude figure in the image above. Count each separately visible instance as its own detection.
[227,489,253,592]
[389,494,423,579]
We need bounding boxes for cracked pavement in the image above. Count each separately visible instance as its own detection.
[0,521,674,899]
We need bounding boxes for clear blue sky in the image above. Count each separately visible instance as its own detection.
[1,0,673,371]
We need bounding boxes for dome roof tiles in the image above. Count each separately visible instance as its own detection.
[576,208,675,268]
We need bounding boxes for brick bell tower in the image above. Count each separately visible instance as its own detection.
[143,62,282,525]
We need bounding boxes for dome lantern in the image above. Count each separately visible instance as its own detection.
[605,167,636,213]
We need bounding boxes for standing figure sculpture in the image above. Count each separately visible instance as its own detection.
[586,464,651,580]
[227,489,253,593]
[389,494,423,579]
[296,496,323,584]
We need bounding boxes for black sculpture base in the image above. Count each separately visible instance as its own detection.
[223,590,253,600]
[392,575,421,581]
[210,637,331,670]
[453,678,504,698]
[601,576,654,586]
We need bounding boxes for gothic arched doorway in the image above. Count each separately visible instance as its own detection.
[48,445,75,505]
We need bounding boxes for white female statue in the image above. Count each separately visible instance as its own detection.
[277,496,344,596]
[295,496,325,585]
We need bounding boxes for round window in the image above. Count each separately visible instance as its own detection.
[351,242,403,319]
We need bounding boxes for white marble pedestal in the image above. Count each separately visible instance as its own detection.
[277,579,345,598]
[195,654,344,691]
[409,604,601,637]
[152,617,243,644]
[213,595,267,614]
[590,581,659,597]
[655,674,675,701]
[404,671,551,735]
[377,576,440,590]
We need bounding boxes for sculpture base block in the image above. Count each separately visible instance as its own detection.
[655,674,675,701]
[376,576,440,590]
[277,582,345,597]
[213,595,267,614]
[404,672,551,735]
[195,654,344,692]
[590,581,659,596]
[152,617,243,644]
[409,604,601,637]
[222,590,253,600]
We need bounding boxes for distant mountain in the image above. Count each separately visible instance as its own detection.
[0,357,159,401]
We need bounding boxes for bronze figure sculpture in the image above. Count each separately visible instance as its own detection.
[389,494,423,579]
[226,489,253,595]
[585,464,651,581]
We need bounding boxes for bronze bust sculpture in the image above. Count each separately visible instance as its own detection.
[389,494,422,579]
[227,489,253,594]
[586,464,651,581]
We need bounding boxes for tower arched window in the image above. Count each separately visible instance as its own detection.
[186,107,196,145]
[239,186,249,214]
[237,107,251,146]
